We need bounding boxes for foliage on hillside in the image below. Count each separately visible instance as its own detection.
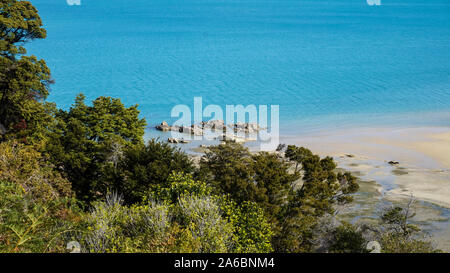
[0,0,441,253]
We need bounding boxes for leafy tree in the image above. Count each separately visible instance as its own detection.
[274,146,359,252]
[0,0,54,143]
[380,205,419,237]
[106,140,194,204]
[198,143,359,252]
[0,0,47,58]
[285,145,313,172]
[46,94,147,203]
[251,151,299,224]
[198,142,298,209]
[197,142,263,204]
[377,198,440,253]
[290,154,359,217]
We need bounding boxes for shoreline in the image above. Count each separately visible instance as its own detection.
[282,125,450,251]
[151,125,450,208]
[158,124,450,251]
[281,126,450,208]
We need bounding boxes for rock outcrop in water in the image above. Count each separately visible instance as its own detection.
[156,120,265,136]
[168,137,191,144]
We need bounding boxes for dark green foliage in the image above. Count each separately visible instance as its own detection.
[275,146,359,252]
[0,0,47,58]
[251,151,299,224]
[198,142,360,253]
[105,140,194,204]
[46,94,146,203]
[329,222,368,253]
[197,142,263,203]
[285,145,313,172]
[198,143,297,211]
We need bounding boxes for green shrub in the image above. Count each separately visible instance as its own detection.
[0,181,79,253]
[0,141,72,202]
[81,194,173,253]
[105,140,194,204]
[329,222,368,253]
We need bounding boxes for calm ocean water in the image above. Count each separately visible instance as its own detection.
[28,0,450,135]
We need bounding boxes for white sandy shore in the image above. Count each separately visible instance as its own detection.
[281,126,450,208]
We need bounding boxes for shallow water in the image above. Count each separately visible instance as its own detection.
[28,0,450,135]
[337,157,450,252]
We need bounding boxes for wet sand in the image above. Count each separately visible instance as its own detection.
[282,126,450,251]
[282,126,450,208]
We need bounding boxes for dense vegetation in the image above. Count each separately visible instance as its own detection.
[0,1,440,253]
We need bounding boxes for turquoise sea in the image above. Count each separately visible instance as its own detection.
[28,0,450,135]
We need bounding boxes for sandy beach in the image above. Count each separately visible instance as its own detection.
[282,126,450,208]
[280,126,450,250]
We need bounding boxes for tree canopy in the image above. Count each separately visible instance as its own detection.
[0,0,52,143]
[46,94,147,203]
